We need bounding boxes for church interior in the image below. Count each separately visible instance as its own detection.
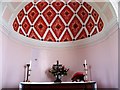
[0,0,119,89]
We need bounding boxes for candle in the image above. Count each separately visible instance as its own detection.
[84,60,87,69]
[84,60,86,65]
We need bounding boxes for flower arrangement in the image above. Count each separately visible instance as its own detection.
[49,60,69,82]
[49,65,69,76]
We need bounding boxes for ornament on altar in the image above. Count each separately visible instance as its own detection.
[49,60,69,82]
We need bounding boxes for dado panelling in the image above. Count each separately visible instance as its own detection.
[13,1,104,42]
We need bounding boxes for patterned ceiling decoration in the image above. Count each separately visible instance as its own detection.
[13,1,104,42]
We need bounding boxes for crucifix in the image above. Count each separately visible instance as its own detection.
[53,60,62,73]
[53,60,62,82]
[49,60,69,82]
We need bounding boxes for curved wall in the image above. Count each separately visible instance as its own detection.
[0,1,117,48]
[0,1,118,89]
[1,26,118,88]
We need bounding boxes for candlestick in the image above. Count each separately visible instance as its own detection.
[26,63,30,82]
[83,60,88,81]
[23,65,27,82]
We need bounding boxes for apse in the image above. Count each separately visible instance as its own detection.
[0,0,118,88]
[12,1,104,42]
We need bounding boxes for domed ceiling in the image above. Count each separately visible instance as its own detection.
[12,1,104,42]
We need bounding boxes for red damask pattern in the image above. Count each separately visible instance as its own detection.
[60,6,73,24]
[83,2,92,12]
[43,6,56,24]
[68,2,79,11]
[22,17,30,34]
[60,30,72,42]
[76,28,87,40]
[25,2,33,12]
[29,29,40,40]
[44,30,56,42]
[36,1,48,11]
[92,28,97,36]
[28,7,39,23]
[52,2,64,12]
[13,18,19,32]
[19,28,25,36]
[12,1,104,42]
[86,17,95,34]
[34,16,47,38]
[98,18,104,32]
[17,9,25,22]
[69,16,82,38]
[92,9,99,22]
[77,6,88,23]
[52,16,65,39]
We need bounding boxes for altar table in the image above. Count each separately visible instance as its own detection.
[19,81,97,90]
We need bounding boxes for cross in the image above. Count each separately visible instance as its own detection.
[54,60,62,68]
[53,60,62,75]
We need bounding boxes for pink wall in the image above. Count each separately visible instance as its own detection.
[1,30,118,88]
[0,31,2,89]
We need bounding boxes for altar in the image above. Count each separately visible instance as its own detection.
[19,81,97,90]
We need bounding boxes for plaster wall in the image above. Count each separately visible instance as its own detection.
[1,29,118,88]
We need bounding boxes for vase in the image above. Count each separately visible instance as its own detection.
[54,75,62,82]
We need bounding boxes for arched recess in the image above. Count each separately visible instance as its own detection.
[0,0,118,48]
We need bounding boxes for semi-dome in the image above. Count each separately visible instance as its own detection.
[0,0,117,47]
[12,1,104,42]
